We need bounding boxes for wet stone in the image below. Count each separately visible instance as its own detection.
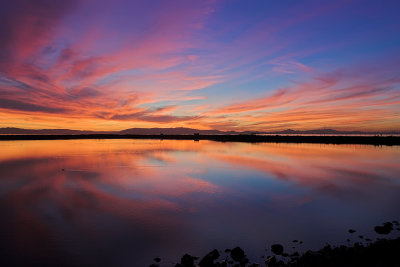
[271,244,284,255]
[230,247,246,262]
[180,254,198,267]
[374,222,393,235]
[265,256,276,266]
[199,249,220,267]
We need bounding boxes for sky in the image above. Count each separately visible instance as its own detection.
[0,0,399,132]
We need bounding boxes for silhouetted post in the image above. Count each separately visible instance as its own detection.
[194,132,199,141]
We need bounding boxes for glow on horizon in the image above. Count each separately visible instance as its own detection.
[0,0,399,131]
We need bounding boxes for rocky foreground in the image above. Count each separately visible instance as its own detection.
[150,221,400,267]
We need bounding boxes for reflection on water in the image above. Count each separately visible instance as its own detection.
[0,140,399,266]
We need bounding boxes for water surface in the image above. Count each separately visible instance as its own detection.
[0,140,399,266]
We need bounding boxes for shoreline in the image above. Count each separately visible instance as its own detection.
[0,134,399,146]
[155,221,400,267]
[163,237,400,267]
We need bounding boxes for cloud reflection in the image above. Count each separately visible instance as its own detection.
[0,140,399,265]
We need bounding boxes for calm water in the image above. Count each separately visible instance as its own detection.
[0,140,399,266]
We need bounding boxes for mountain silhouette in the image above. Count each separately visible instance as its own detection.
[0,127,397,135]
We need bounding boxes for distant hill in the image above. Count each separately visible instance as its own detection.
[0,127,259,135]
[0,127,108,135]
[268,129,366,135]
[120,127,223,135]
[266,128,398,135]
[0,127,397,135]
[119,127,260,135]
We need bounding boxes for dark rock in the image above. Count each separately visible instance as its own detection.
[374,222,393,235]
[230,247,246,262]
[180,254,198,267]
[199,249,220,267]
[265,256,285,267]
[299,241,303,244]
[322,244,331,252]
[292,240,298,243]
[348,229,356,233]
[149,264,159,267]
[366,238,372,241]
[265,256,276,266]
[154,257,161,263]
[271,244,284,255]
[359,235,364,239]
[172,234,400,267]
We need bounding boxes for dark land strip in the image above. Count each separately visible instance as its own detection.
[0,134,399,146]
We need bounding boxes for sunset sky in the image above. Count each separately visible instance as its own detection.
[1,0,399,131]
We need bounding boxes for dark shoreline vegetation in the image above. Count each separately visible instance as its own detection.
[151,221,400,267]
[0,134,400,146]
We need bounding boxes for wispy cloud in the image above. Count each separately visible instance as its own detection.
[0,0,399,131]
